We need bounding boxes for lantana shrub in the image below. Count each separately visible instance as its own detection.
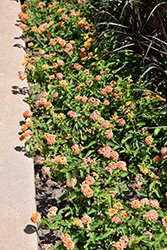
[19,0,167,249]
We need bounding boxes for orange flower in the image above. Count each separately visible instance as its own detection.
[73,219,83,227]
[30,212,41,223]
[58,37,66,46]
[56,73,64,79]
[59,80,67,87]
[58,157,66,165]
[42,64,49,70]
[71,144,79,154]
[23,110,32,118]
[49,21,54,26]
[44,102,52,109]
[19,131,29,141]
[120,210,129,219]
[18,71,27,80]
[50,38,56,46]
[56,113,64,120]
[82,186,93,198]
[39,49,45,55]
[131,200,140,209]
[153,155,161,163]
[21,124,27,132]
[103,100,110,106]
[57,8,63,14]
[66,178,77,187]
[28,42,34,47]
[145,135,153,144]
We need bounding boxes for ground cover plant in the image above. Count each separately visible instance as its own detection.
[19,0,167,249]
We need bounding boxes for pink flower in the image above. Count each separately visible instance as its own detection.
[100,88,107,96]
[105,86,112,93]
[74,63,83,70]
[41,166,50,175]
[81,215,91,224]
[105,130,114,139]
[161,147,167,155]
[81,96,87,102]
[54,92,59,99]
[81,184,93,198]
[85,176,95,185]
[144,210,158,221]
[117,161,127,170]
[108,161,117,170]
[90,111,100,121]
[50,38,56,46]
[41,91,48,98]
[110,151,119,160]
[162,217,167,227]
[150,200,159,209]
[53,63,58,69]
[57,60,64,66]
[118,118,126,126]
[111,216,122,224]
[49,75,55,80]
[145,231,152,239]
[140,198,149,207]
[67,110,77,118]
[95,75,102,81]
[73,219,83,227]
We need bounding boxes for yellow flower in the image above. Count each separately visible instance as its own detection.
[84,34,89,40]
[140,166,149,175]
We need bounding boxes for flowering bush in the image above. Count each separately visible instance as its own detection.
[19,0,167,249]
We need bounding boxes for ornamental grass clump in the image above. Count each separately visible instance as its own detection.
[19,0,167,249]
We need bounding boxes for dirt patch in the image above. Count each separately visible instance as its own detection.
[34,163,64,250]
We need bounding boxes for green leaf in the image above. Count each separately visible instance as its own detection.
[154,127,161,136]
[53,241,61,249]
[102,231,112,239]
[89,233,96,244]
[121,135,133,144]
[149,181,155,192]
[85,150,93,157]
[66,172,71,184]
[154,187,161,198]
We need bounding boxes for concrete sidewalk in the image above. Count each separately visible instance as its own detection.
[0,1,38,249]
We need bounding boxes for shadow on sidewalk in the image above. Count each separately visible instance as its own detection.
[14,146,29,158]
[11,85,28,95]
